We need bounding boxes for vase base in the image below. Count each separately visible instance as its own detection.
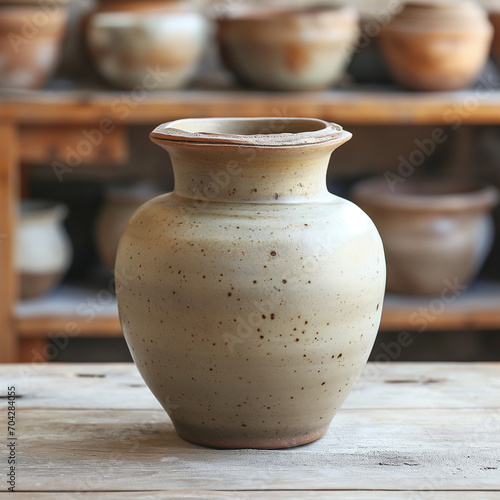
[176,425,329,450]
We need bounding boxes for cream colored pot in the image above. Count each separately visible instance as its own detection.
[217,6,359,91]
[17,201,72,300]
[86,10,207,90]
[116,117,385,449]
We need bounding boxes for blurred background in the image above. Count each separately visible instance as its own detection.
[1,0,500,363]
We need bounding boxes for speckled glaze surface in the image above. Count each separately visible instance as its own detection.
[116,117,386,449]
[0,3,68,89]
[352,177,498,295]
[379,1,493,91]
[217,6,359,91]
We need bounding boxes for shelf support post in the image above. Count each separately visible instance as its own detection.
[0,120,19,362]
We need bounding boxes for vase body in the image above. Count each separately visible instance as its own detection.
[379,1,493,91]
[116,117,385,449]
[17,201,72,299]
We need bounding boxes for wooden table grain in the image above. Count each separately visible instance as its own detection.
[0,362,499,499]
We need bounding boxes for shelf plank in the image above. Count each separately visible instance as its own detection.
[382,280,500,331]
[13,280,500,337]
[15,284,121,337]
[2,85,500,125]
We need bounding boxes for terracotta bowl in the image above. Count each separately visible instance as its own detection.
[86,10,207,89]
[379,1,493,91]
[17,201,72,300]
[217,5,359,91]
[0,1,69,89]
[351,177,498,295]
[95,183,162,271]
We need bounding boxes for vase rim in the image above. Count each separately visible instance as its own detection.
[150,117,351,149]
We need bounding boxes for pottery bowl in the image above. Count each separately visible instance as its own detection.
[86,10,207,89]
[351,177,498,295]
[95,183,162,271]
[379,1,493,91]
[0,2,68,89]
[17,201,72,300]
[489,9,500,66]
[217,5,359,91]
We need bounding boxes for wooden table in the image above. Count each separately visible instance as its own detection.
[1,362,499,498]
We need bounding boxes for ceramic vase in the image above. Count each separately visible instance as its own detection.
[351,177,498,295]
[379,1,493,91]
[0,1,69,89]
[17,201,72,300]
[116,117,386,449]
[217,6,359,91]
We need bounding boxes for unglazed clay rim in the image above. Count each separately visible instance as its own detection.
[150,117,351,148]
[351,178,499,213]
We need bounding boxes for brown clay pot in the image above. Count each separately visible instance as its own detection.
[86,7,207,89]
[489,8,500,66]
[217,5,359,91]
[95,183,162,271]
[351,177,498,295]
[379,1,493,91]
[0,1,69,89]
[16,201,72,300]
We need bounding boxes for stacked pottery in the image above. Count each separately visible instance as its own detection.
[95,183,162,271]
[0,0,69,89]
[217,6,359,91]
[86,0,207,89]
[351,177,498,295]
[115,117,386,449]
[17,201,72,300]
[379,1,493,91]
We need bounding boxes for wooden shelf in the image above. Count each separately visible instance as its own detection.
[382,280,500,332]
[14,280,500,338]
[2,84,500,126]
[15,284,120,338]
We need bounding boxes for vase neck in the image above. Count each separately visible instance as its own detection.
[150,117,351,204]
[168,146,335,204]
